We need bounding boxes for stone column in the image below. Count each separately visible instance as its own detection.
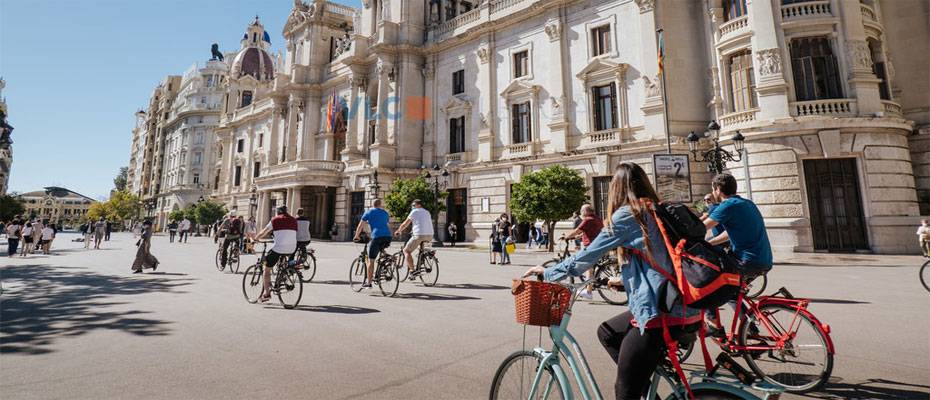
[258,191,270,227]
[303,94,321,160]
[269,98,286,165]
[544,17,569,152]
[635,0,667,142]
[749,0,790,119]
[342,75,363,160]
[837,0,882,115]
[422,60,437,164]
[291,187,302,212]
[370,59,396,168]
[286,96,300,161]
[477,38,496,161]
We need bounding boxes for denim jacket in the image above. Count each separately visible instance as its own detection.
[543,205,700,331]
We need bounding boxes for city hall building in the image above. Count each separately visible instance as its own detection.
[127,0,930,255]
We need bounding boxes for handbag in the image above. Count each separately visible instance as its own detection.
[505,241,516,255]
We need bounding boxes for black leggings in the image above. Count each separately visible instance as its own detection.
[596,311,698,400]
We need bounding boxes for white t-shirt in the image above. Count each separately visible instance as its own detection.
[266,215,298,254]
[22,226,33,237]
[42,227,54,240]
[179,220,191,230]
[408,207,434,236]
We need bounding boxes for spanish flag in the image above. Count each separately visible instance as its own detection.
[657,29,665,75]
[325,90,339,132]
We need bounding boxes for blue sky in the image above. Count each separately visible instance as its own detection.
[1,0,358,200]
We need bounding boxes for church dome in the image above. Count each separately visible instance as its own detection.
[231,47,274,81]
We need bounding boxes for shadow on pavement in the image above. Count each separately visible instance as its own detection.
[0,264,193,355]
[271,305,380,314]
[394,292,480,301]
[431,283,509,290]
[312,280,351,285]
[807,377,930,399]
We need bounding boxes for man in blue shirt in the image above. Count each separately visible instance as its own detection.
[353,199,392,288]
[703,173,773,274]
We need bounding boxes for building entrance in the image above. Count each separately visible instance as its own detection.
[803,158,869,252]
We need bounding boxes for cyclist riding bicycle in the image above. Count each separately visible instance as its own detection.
[353,198,392,289]
[524,162,701,400]
[254,206,298,302]
[295,208,312,260]
[562,203,605,300]
[394,199,433,276]
[219,213,243,266]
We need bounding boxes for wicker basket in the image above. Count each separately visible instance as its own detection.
[511,279,572,326]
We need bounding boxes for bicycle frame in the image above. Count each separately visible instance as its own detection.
[716,289,835,354]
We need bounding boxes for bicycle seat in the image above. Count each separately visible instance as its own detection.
[353,238,370,244]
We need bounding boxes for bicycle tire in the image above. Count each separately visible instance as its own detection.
[745,274,767,299]
[349,257,366,292]
[921,260,930,292]
[276,267,303,309]
[377,257,399,297]
[418,254,439,287]
[489,350,565,400]
[676,339,695,364]
[662,388,748,400]
[739,303,833,393]
[595,264,628,305]
[300,253,317,283]
[242,265,263,303]
[215,249,225,272]
[229,249,241,274]
[393,251,409,283]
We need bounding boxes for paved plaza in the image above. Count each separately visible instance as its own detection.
[1,233,928,399]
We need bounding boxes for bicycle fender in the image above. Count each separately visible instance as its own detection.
[548,363,578,400]
[669,382,762,400]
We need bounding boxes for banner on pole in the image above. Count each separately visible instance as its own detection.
[653,154,692,203]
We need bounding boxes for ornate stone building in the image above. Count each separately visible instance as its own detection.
[130,0,930,254]
[18,187,95,227]
[0,78,12,195]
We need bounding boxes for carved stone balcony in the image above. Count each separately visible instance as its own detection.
[881,100,902,117]
[781,1,832,22]
[791,99,857,117]
[718,16,749,43]
[503,142,535,159]
[718,108,759,131]
[579,129,624,149]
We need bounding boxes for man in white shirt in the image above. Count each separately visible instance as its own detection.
[254,206,298,301]
[395,199,434,275]
[179,218,191,243]
[295,208,312,257]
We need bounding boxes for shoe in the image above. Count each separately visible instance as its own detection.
[152,262,158,271]
[361,282,372,288]
[579,289,593,300]
[705,323,726,339]
[490,261,497,264]
[132,270,142,274]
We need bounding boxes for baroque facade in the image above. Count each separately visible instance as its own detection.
[18,187,96,227]
[129,0,930,255]
[0,78,12,195]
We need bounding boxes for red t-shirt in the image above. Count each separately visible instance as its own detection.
[577,216,604,246]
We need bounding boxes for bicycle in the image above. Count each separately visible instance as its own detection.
[679,286,834,393]
[920,259,930,292]
[490,277,783,399]
[348,239,400,297]
[543,237,628,305]
[294,243,317,283]
[392,241,440,287]
[241,241,303,309]
[215,237,241,273]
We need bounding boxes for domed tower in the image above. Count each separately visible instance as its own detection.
[231,17,275,82]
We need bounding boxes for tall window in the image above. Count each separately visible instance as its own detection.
[723,0,748,21]
[449,116,465,153]
[214,170,220,190]
[869,40,891,100]
[592,83,618,131]
[253,161,261,178]
[592,25,611,57]
[195,132,204,144]
[237,139,245,153]
[452,70,465,95]
[258,133,264,147]
[513,51,529,78]
[234,166,242,187]
[728,51,757,111]
[192,152,202,165]
[240,91,253,107]
[511,102,532,144]
[790,37,843,101]
[193,173,200,184]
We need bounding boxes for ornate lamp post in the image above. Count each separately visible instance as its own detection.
[686,120,746,175]
[249,185,257,219]
[422,164,449,247]
[369,170,381,198]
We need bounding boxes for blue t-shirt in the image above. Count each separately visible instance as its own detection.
[709,196,773,266]
[361,207,391,238]
[706,204,725,237]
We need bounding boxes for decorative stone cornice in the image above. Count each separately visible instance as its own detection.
[634,0,655,13]
[544,20,561,42]
[756,48,782,77]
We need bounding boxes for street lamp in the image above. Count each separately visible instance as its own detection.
[422,164,449,247]
[686,120,746,175]
[369,170,381,198]
[249,186,257,219]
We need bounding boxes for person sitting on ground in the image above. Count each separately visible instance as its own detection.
[353,199,392,288]
[395,199,434,276]
[254,206,298,302]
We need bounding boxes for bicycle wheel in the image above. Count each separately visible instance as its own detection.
[242,264,263,303]
[215,249,225,272]
[595,264,628,305]
[921,260,930,292]
[376,258,400,297]
[300,253,317,283]
[229,250,241,274]
[349,258,367,292]
[490,350,565,400]
[275,267,303,309]
[393,251,409,283]
[745,274,767,299]
[418,254,439,287]
[739,303,833,392]
[662,388,747,400]
[676,339,695,363]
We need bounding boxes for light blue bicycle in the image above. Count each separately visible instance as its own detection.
[489,278,783,400]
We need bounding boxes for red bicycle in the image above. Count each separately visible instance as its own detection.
[680,286,835,393]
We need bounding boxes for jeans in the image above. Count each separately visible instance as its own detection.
[221,236,240,265]
[169,230,176,243]
[499,236,511,263]
[7,238,19,256]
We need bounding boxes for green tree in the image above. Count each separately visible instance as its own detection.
[86,201,114,222]
[113,167,129,192]
[193,199,226,226]
[510,165,588,252]
[168,209,186,223]
[108,190,141,221]
[0,194,26,221]
[383,176,446,220]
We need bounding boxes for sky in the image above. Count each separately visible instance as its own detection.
[1,0,359,200]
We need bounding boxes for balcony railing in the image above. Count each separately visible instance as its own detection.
[324,2,356,17]
[490,0,527,14]
[781,1,832,21]
[860,3,877,22]
[503,142,534,158]
[719,108,759,129]
[434,7,481,36]
[719,16,749,39]
[791,99,857,117]
[579,129,624,148]
[265,159,345,176]
[445,152,465,163]
[882,100,902,117]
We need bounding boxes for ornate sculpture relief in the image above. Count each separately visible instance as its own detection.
[634,0,655,13]
[755,48,782,77]
[846,40,873,70]
[479,113,489,128]
[643,75,661,98]
[421,63,435,79]
[362,0,371,9]
[549,97,562,115]
[544,20,561,42]
[477,45,490,64]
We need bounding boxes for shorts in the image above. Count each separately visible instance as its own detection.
[264,250,289,269]
[404,235,432,253]
[24,237,33,244]
[738,259,771,279]
[368,236,391,259]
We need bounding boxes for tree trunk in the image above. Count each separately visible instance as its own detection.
[547,220,556,252]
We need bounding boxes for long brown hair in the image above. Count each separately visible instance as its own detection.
[604,162,661,260]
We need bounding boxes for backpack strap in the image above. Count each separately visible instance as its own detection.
[697,311,714,372]
[661,315,695,400]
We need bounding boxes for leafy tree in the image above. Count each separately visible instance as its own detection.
[0,194,26,221]
[108,190,141,221]
[168,209,186,223]
[510,165,588,252]
[384,176,446,220]
[193,199,226,226]
[86,201,114,222]
[113,167,129,192]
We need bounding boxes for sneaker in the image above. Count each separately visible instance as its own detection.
[361,282,372,288]
[705,323,726,339]
[579,289,593,300]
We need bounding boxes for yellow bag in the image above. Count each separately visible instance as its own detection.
[505,242,516,254]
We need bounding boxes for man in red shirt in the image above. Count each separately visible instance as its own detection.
[254,206,298,302]
[564,204,604,299]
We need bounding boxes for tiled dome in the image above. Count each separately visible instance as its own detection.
[231,47,274,81]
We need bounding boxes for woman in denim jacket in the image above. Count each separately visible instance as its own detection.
[524,162,701,400]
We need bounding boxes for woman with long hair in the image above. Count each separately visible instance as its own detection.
[523,162,701,399]
[131,220,160,274]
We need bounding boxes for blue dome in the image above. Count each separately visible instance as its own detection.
[263,31,271,43]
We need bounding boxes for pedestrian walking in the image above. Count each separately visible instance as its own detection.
[244,216,257,254]
[20,222,33,257]
[168,220,178,243]
[6,218,22,257]
[497,214,512,265]
[447,222,457,247]
[105,221,112,241]
[83,221,93,248]
[917,219,930,258]
[526,220,538,249]
[40,223,55,254]
[489,218,501,264]
[179,218,191,243]
[131,220,159,274]
[571,212,582,250]
[94,217,106,249]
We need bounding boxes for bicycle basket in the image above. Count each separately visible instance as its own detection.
[511,279,571,326]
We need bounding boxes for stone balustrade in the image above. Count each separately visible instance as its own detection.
[324,2,356,17]
[445,153,464,163]
[503,142,533,158]
[719,16,748,39]
[490,0,526,14]
[266,159,345,176]
[860,3,877,22]
[719,108,758,130]
[780,0,832,21]
[791,99,857,117]
[579,129,623,148]
[882,100,902,117]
